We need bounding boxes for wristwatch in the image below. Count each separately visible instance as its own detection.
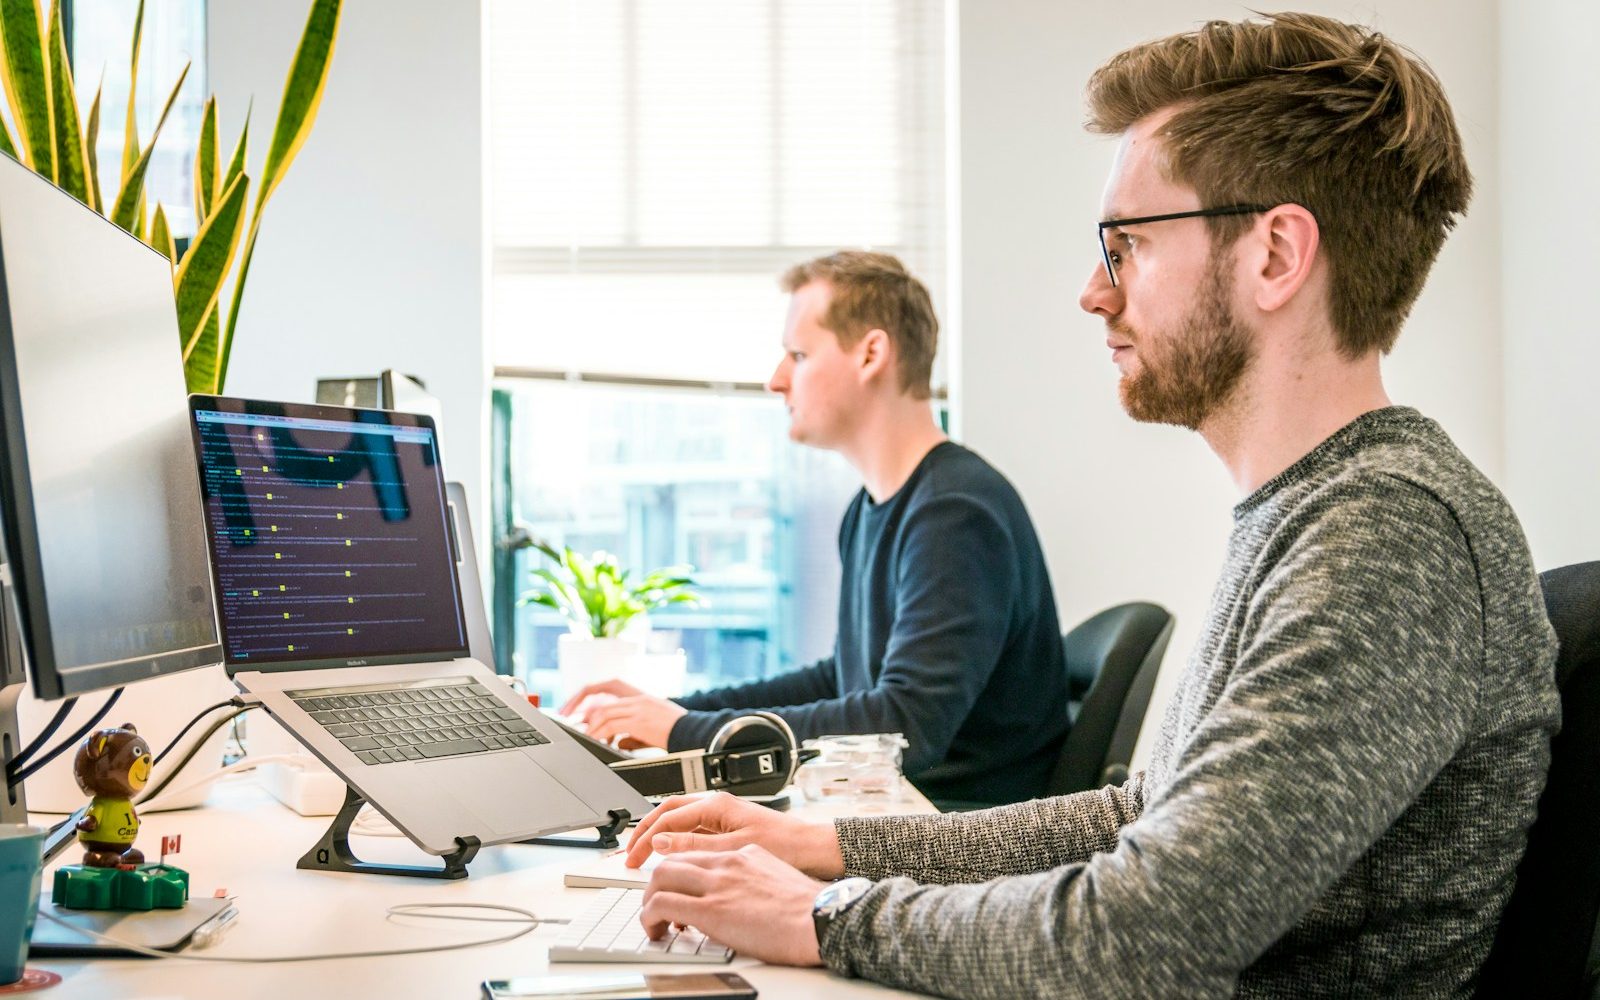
[812,876,874,947]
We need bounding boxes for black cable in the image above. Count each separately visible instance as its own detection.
[135,705,252,804]
[6,695,77,774]
[151,698,244,766]
[7,687,123,788]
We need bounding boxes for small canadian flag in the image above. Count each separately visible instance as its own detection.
[160,834,182,865]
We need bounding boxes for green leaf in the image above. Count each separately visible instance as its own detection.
[184,309,220,395]
[256,0,341,212]
[221,101,250,193]
[194,95,217,221]
[149,201,174,262]
[0,110,16,159]
[175,170,248,364]
[120,0,143,185]
[45,0,86,203]
[108,61,188,233]
[1,0,53,178]
[218,0,345,396]
[83,73,102,213]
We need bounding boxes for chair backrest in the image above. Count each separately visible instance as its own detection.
[1475,561,1600,999]
[1046,602,1174,796]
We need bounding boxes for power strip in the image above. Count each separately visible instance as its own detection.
[254,757,348,816]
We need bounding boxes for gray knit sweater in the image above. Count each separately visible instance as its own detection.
[820,408,1561,998]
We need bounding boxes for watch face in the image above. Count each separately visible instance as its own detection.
[817,877,873,917]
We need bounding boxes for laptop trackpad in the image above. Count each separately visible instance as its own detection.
[416,753,594,837]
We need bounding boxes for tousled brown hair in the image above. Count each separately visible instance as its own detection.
[780,251,937,399]
[1087,12,1472,355]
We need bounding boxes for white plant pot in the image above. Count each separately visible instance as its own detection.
[617,650,688,700]
[556,636,689,703]
[557,635,644,704]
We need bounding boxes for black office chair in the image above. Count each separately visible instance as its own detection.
[1045,602,1174,795]
[1474,561,1600,1000]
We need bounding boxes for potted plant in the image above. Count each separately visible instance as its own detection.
[0,0,341,394]
[516,540,703,700]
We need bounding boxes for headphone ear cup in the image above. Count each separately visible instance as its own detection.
[706,713,800,791]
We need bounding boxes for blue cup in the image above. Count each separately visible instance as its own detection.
[0,824,44,985]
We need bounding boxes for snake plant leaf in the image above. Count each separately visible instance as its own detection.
[0,0,53,179]
[184,310,220,395]
[46,0,87,204]
[215,0,341,395]
[83,74,102,212]
[149,201,174,262]
[256,0,340,212]
[175,170,248,366]
[0,111,16,159]
[221,102,249,193]
[120,0,142,185]
[194,95,217,221]
[108,61,188,233]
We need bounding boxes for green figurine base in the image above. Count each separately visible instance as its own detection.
[52,863,190,911]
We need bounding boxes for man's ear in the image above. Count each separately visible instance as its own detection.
[1251,204,1319,314]
[856,328,893,383]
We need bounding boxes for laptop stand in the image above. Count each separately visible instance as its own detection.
[521,808,632,851]
[299,785,480,879]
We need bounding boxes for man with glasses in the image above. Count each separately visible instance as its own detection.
[608,13,1561,997]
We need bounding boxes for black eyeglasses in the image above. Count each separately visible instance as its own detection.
[1097,205,1270,287]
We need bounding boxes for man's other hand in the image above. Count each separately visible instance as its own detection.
[626,791,845,879]
[559,678,645,716]
[571,690,687,749]
[641,844,827,966]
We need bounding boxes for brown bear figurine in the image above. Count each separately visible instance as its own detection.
[73,723,153,868]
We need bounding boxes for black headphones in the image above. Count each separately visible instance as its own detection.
[611,711,806,798]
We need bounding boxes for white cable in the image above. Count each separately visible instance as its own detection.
[35,902,565,964]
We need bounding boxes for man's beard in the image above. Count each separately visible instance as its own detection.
[1115,252,1255,430]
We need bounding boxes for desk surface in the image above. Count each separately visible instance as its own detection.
[30,778,936,1000]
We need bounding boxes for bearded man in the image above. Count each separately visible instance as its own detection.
[607,14,1561,999]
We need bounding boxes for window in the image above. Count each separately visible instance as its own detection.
[70,0,208,237]
[486,0,948,701]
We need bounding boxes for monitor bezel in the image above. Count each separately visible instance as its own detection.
[188,394,471,676]
[0,163,223,701]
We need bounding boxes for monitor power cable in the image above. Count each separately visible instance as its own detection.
[135,703,255,806]
[5,696,77,776]
[6,688,124,788]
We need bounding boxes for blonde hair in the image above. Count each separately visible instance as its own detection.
[780,251,937,399]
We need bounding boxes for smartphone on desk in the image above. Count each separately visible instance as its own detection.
[483,972,756,1000]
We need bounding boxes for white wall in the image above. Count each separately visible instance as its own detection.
[207,0,487,523]
[1501,0,1600,571]
[954,1,1503,765]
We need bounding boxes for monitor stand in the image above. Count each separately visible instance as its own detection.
[2,569,31,825]
[1,681,27,825]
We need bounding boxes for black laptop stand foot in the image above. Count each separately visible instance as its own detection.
[521,809,632,851]
[298,785,480,879]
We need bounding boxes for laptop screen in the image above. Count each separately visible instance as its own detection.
[189,396,468,670]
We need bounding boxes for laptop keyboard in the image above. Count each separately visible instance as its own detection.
[288,680,549,765]
[550,888,734,964]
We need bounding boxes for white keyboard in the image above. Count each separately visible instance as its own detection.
[549,888,734,964]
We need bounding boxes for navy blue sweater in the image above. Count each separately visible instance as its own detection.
[669,442,1068,805]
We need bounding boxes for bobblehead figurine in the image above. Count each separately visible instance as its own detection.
[73,723,153,868]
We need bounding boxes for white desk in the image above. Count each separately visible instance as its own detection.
[29,778,937,999]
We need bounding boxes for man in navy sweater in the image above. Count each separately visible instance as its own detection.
[563,251,1068,806]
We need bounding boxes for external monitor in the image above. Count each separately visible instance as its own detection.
[0,153,222,820]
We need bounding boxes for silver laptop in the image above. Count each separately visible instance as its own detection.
[187,395,649,856]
